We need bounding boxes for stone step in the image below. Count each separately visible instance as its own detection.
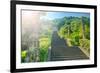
[51,56,89,61]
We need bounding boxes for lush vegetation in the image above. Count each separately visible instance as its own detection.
[56,16,90,54]
[21,20,52,62]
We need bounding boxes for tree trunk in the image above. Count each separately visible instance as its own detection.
[81,17,85,39]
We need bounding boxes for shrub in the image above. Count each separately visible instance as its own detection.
[39,37,51,61]
[39,48,48,62]
[21,50,27,62]
[70,32,80,46]
[79,39,90,53]
[39,37,50,49]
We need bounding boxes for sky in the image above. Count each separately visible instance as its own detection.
[40,11,90,20]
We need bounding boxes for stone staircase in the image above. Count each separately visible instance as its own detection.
[50,31,89,61]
